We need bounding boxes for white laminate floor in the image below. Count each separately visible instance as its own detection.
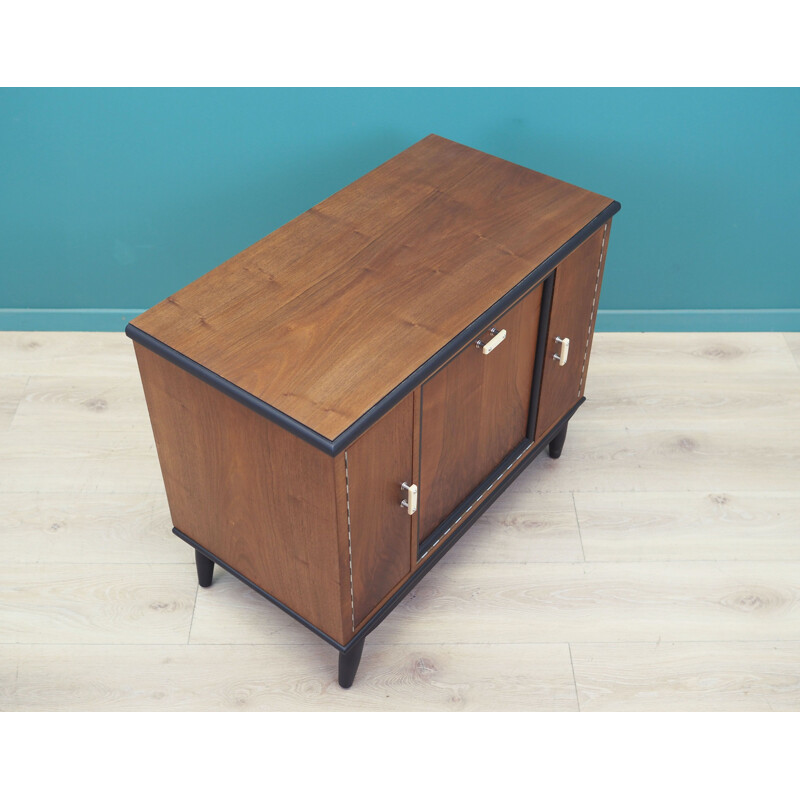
[1,331,799,711]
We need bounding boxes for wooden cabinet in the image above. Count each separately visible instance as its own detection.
[128,134,620,687]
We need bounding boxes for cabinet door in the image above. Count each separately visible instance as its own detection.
[418,284,543,550]
[346,392,414,628]
[535,224,611,440]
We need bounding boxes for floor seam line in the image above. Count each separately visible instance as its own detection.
[568,643,581,712]
[186,584,200,645]
[571,491,587,562]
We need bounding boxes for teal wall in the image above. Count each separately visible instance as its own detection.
[1,88,798,331]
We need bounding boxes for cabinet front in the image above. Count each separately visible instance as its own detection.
[417,284,543,552]
[535,224,610,440]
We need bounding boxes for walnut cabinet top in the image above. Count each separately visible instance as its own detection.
[128,134,618,453]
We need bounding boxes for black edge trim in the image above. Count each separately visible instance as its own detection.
[127,324,337,455]
[128,201,620,456]
[171,526,347,652]
[416,383,423,548]
[527,272,555,439]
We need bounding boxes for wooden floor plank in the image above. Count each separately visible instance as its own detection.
[785,332,800,371]
[0,642,577,711]
[10,376,149,432]
[575,491,800,562]
[190,559,800,647]
[1,376,27,431]
[443,491,584,564]
[0,492,188,564]
[189,570,313,645]
[0,332,137,378]
[571,641,800,711]
[506,424,800,493]
[0,564,196,644]
[2,330,798,710]
[587,332,798,378]
[0,429,162,493]
[581,373,800,430]
[365,560,800,645]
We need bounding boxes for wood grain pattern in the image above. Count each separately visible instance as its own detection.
[134,343,349,644]
[571,642,800,711]
[0,491,188,564]
[132,135,612,440]
[0,642,578,711]
[535,224,608,439]
[0,564,196,644]
[0,428,163,493]
[784,332,800,371]
[0,375,26,431]
[187,551,800,647]
[445,152,610,265]
[367,560,800,645]
[579,373,800,429]
[444,491,584,565]
[589,331,798,377]
[419,285,542,545]
[0,331,138,378]
[505,424,800,493]
[346,393,414,628]
[10,376,148,431]
[574,491,800,562]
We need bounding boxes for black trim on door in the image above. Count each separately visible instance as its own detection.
[527,271,555,441]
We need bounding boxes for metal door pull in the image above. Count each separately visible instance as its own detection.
[476,328,507,355]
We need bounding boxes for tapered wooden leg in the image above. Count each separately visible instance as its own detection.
[548,423,569,459]
[195,550,215,587]
[338,639,365,689]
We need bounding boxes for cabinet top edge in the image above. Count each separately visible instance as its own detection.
[127,199,619,456]
[130,134,618,444]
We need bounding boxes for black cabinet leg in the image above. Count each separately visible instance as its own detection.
[195,550,215,588]
[548,423,569,459]
[338,639,365,689]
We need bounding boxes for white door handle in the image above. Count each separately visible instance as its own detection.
[401,482,417,515]
[476,328,506,355]
[553,336,569,366]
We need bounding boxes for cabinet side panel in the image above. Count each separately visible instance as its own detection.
[347,393,414,628]
[577,219,612,399]
[133,343,346,644]
[535,223,610,440]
